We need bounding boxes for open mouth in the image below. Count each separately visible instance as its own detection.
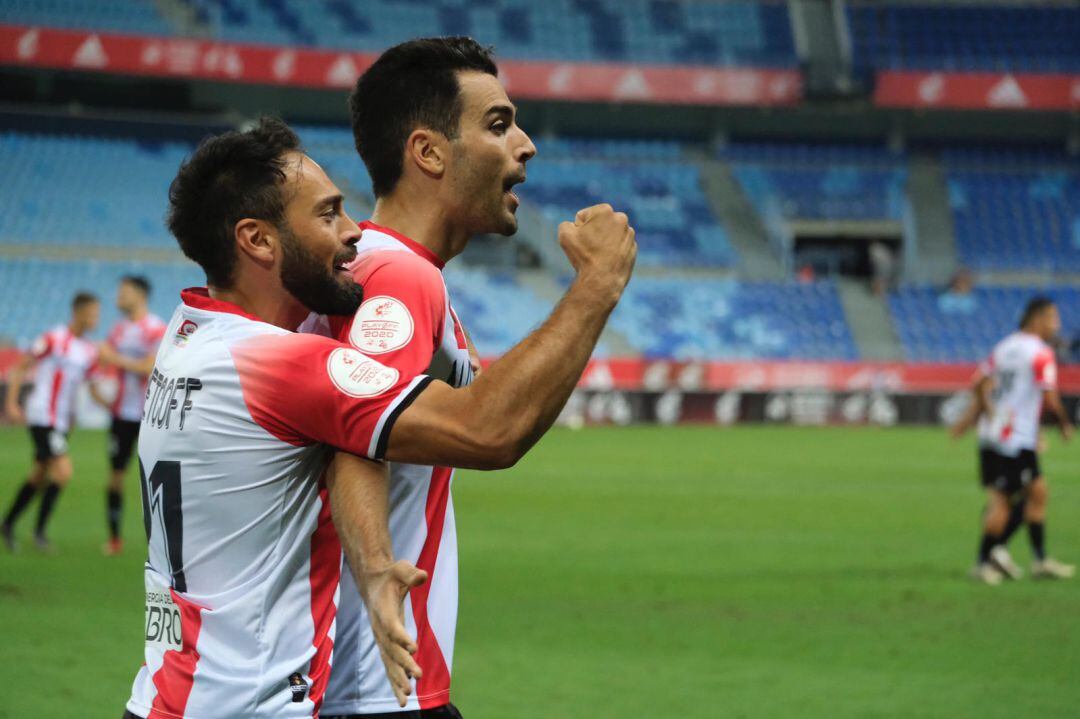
[333,252,356,274]
[504,174,525,205]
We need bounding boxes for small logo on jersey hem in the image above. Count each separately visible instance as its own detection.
[173,320,199,346]
[288,673,308,703]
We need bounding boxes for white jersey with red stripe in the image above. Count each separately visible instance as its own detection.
[125,288,432,719]
[977,331,1057,456]
[23,325,98,432]
[308,222,473,714]
[107,313,167,422]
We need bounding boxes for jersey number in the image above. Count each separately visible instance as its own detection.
[140,460,187,592]
[993,370,1016,402]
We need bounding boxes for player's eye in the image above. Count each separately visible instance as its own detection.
[490,121,507,135]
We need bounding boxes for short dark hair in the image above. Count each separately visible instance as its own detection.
[1020,296,1055,328]
[72,291,98,310]
[167,116,302,287]
[121,274,151,297]
[349,36,498,197]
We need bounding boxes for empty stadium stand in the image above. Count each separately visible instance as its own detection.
[723,142,908,222]
[847,2,1080,74]
[889,284,1080,363]
[610,277,858,361]
[941,145,1080,273]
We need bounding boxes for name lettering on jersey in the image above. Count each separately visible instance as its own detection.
[327,347,400,397]
[145,588,183,651]
[349,295,414,354]
[144,369,202,430]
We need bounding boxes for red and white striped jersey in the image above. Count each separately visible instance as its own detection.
[978,331,1057,456]
[306,222,473,714]
[23,325,98,432]
[106,314,167,422]
[125,288,432,719]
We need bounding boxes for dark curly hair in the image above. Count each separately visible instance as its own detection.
[349,36,498,198]
[167,117,302,287]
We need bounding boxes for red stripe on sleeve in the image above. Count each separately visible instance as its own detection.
[306,485,342,715]
[147,590,205,718]
[409,466,454,708]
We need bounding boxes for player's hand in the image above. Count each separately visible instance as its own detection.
[4,403,24,425]
[558,204,637,303]
[97,342,119,366]
[363,560,428,707]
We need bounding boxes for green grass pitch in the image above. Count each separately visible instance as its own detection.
[0,425,1078,718]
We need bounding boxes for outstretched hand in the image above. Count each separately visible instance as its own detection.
[363,560,429,707]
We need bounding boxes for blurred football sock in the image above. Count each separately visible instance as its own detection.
[107,489,123,540]
[35,482,62,538]
[1027,522,1046,561]
[3,480,38,529]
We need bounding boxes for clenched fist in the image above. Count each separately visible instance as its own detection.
[558,204,637,304]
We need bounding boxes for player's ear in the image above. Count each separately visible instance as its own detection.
[234,218,276,268]
[406,128,446,179]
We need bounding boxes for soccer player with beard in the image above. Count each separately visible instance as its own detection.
[96,275,167,555]
[123,116,635,718]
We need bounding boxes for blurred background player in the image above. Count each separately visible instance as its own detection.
[96,275,166,555]
[969,297,1074,584]
[2,291,101,552]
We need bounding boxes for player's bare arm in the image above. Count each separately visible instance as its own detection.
[951,373,992,439]
[3,353,33,424]
[1043,389,1074,441]
[385,204,636,469]
[98,342,157,376]
[88,380,111,410]
[326,454,427,707]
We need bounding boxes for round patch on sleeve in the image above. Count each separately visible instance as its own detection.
[349,296,414,355]
[326,347,401,398]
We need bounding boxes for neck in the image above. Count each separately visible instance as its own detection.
[209,280,308,331]
[127,305,148,321]
[68,321,86,337]
[371,191,468,263]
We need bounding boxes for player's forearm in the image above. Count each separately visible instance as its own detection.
[4,365,27,411]
[386,275,617,469]
[468,275,616,451]
[1044,391,1072,428]
[326,452,395,601]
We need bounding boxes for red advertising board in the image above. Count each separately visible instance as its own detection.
[874,70,1080,111]
[0,24,801,106]
[481,358,1080,394]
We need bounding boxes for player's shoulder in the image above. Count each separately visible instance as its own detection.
[354,247,444,287]
[144,313,168,330]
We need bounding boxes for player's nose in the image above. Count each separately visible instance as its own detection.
[515,127,537,163]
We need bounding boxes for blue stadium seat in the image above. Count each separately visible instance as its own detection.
[941,146,1080,272]
[149,0,797,67]
[888,284,1080,362]
[609,277,858,360]
[0,258,203,347]
[0,0,175,36]
[0,130,192,249]
[723,142,908,222]
[526,138,738,267]
[848,3,1080,74]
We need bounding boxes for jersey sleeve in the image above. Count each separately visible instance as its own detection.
[230,332,432,459]
[29,332,52,360]
[337,252,446,378]
[1033,348,1058,390]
